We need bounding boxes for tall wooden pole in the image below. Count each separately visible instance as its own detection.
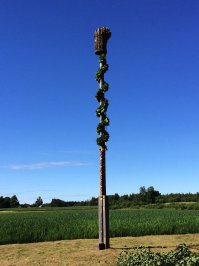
[94,27,111,250]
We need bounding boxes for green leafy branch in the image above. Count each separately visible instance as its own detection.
[96,117,110,134]
[96,99,109,117]
[95,82,109,102]
[95,54,109,83]
[95,53,110,149]
[97,131,109,147]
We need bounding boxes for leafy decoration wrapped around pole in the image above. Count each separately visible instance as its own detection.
[94,27,111,250]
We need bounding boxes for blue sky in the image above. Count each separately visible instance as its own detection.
[0,0,199,203]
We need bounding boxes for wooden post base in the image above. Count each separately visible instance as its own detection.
[99,243,106,250]
[98,195,110,249]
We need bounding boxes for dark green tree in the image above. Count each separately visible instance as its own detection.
[10,195,20,208]
[90,197,98,206]
[139,186,147,202]
[0,196,11,208]
[34,196,43,207]
[146,186,160,204]
[50,198,65,207]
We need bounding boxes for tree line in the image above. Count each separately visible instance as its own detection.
[0,195,43,208]
[1,186,199,208]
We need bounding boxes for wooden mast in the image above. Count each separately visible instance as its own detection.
[94,27,111,250]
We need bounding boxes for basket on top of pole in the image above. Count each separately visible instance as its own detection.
[94,27,111,250]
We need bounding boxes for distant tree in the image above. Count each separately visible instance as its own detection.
[0,196,11,208]
[129,193,139,202]
[34,196,43,207]
[113,193,120,201]
[20,203,30,208]
[196,193,199,202]
[90,197,98,206]
[50,198,65,207]
[0,196,4,208]
[10,195,20,208]
[139,186,147,202]
[139,186,146,194]
[146,186,160,204]
[120,194,129,201]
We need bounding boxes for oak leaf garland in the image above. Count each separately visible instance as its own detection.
[95,53,110,149]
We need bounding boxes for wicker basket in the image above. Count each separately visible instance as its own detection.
[94,27,111,55]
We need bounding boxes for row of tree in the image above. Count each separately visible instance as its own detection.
[89,186,199,206]
[0,195,20,208]
[1,187,199,208]
[0,195,43,208]
[108,186,199,206]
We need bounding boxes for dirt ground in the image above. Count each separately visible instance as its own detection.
[0,234,199,266]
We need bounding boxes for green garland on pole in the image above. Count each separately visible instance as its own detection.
[95,53,110,149]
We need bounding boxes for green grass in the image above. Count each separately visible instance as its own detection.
[0,206,97,212]
[0,208,199,244]
[110,209,199,237]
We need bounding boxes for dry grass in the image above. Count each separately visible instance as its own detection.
[0,234,199,266]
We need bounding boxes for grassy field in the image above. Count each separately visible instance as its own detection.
[0,234,199,265]
[1,207,199,244]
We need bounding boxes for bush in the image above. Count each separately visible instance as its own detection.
[116,244,199,266]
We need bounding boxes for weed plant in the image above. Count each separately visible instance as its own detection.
[116,244,199,266]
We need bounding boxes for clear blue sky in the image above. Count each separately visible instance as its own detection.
[0,0,199,204]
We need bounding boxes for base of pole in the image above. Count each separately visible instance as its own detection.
[99,243,106,250]
[105,243,110,249]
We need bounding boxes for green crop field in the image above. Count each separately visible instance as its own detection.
[0,208,199,245]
